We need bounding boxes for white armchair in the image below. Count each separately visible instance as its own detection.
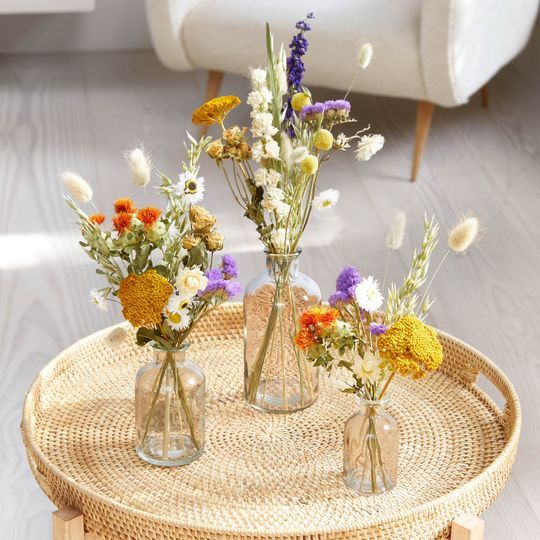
[145,0,538,180]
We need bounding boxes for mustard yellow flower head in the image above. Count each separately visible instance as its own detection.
[118,270,173,328]
[300,155,319,175]
[314,129,334,151]
[192,95,241,126]
[291,92,311,111]
[378,315,443,379]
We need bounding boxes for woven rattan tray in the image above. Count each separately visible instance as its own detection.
[22,303,520,539]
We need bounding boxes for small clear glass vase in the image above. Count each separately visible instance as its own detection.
[135,341,205,466]
[243,250,321,413]
[343,396,399,495]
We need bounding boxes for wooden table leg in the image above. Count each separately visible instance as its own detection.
[52,507,84,540]
[451,513,485,539]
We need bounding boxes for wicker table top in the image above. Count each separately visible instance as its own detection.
[22,303,521,540]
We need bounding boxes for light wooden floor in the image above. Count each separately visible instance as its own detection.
[1,26,539,540]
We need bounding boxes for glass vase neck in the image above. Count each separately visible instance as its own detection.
[151,341,191,364]
[265,250,302,281]
[355,395,390,413]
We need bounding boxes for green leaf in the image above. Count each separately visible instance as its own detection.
[136,327,156,347]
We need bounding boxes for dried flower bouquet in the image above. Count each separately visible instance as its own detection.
[296,213,480,493]
[63,135,241,464]
[194,14,385,411]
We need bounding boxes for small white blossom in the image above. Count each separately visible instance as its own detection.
[90,289,108,311]
[254,168,281,188]
[264,139,280,160]
[275,200,291,218]
[355,134,385,161]
[252,141,264,162]
[354,276,383,313]
[335,133,351,151]
[351,350,382,382]
[62,171,93,203]
[261,186,284,211]
[251,112,278,138]
[312,188,340,211]
[270,228,287,251]
[249,67,268,88]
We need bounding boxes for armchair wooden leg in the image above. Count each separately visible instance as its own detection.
[411,100,435,182]
[200,70,224,136]
[451,514,485,540]
[52,507,84,540]
[480,83,489,109]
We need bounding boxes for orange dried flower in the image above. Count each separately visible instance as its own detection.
[114,197,136,214]
[112,212,133,234]
[89,213,105,226]
[137,206,161,227]
[300,306,340,330]
[295,328,316,351]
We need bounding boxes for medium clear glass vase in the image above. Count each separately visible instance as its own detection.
[343,396,399,495]
[243,250,321,413]
[135,341,205,466]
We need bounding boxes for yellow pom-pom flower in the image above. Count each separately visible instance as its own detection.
[378,315,443,379]
[118,270,173,328]
[192,95,241,126]
[300,155,319,175]
[291,92,311,111]
[314,129,334,151]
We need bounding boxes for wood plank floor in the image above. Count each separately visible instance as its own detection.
[1,25,539,540]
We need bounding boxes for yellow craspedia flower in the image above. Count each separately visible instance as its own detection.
[378,315,443,379]
[192,95,241,126]
[291,92,311,111]
[300,155,319,175]
[314,129,334,151]
[118,270,173,328]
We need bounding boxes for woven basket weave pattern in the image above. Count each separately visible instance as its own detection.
[22,303,520,539]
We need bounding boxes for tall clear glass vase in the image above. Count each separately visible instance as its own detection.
[243,250,321,413]
[135,341,205,466]
[343,396,399,495]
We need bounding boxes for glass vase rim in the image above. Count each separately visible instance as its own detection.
[354,394,390,407]
[264,248,302,259]
[150,340,191,352]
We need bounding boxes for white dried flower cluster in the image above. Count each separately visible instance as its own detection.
[125,147,152,187]
[335,133,351,151]
[62,171,93,203]
[355,134,385,161]
[385,211,406,250]
[254,168,281,188]
[261,186,285,212]
[248,66,280,162]
[270,227,287,251]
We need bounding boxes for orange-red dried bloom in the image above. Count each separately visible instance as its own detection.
[112,212,133,234]
[114,197,136,214]
[300,306,339,330]
[89,213,105,226]
[295,328,316,351]
[137,206,161,227]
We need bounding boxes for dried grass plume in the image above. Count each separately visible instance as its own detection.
[357,43,374,69]
[126,147,152,187]
[386,211,406,250]
[448,215,480,252]
[62,171,93,203]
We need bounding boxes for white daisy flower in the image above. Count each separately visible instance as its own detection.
[354,276,383,313]
[90,289,108,311]
[351,350,382,382]
[355,134,385,161]
[165,308,191,331]
[175,172,205,203]
[165,292,193,314]
[312,188,340,211]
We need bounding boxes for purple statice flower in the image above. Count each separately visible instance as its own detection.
[329,290,351,307]
[369,323,388,336]
[224,280,242,298]
[204,268,223,281]
[336,266,361,294]
[324,99,351,112]
[299,102,325,121]
[221,254,238,280]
